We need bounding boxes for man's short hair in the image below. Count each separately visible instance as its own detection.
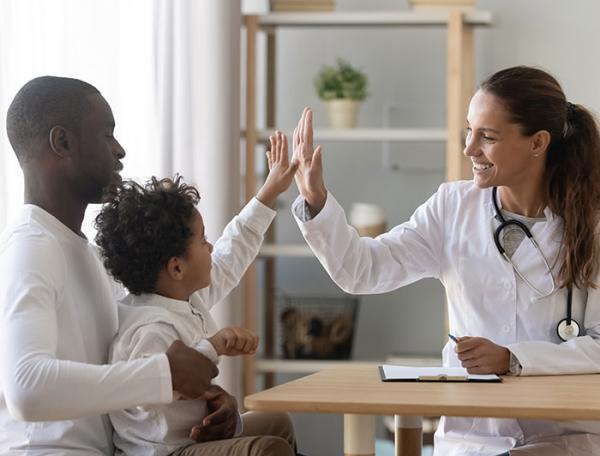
[6,76,100,163]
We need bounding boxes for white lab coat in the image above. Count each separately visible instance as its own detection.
[292,180,600,456]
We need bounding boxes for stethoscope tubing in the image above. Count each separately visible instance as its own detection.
[491,187,579,342]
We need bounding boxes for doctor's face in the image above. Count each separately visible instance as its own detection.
[463,89,544,190]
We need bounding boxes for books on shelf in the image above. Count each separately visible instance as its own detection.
[409,0,475,10]
[271,0,335,12]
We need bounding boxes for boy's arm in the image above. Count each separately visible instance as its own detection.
[195,132,296,309]
[195,199,275,308]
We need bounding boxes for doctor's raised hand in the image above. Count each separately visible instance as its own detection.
[292,107,327,215]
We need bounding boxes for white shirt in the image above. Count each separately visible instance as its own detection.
[293,181,600,456]
[0,205,173,456]
[110,197,276,456]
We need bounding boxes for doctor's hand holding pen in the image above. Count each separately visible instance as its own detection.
[292,107,328,216]
[452,335,511,375]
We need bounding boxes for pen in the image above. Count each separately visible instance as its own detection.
[448,333,459,343]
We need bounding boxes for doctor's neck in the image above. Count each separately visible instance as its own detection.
[499,184,546,218]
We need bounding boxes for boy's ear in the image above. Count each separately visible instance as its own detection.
[166,257,186,281]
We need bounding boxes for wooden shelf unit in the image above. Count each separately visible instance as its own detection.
[242,10,491,396]
[245,127,448,142]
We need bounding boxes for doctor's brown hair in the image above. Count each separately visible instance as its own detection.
[481,66,600,289]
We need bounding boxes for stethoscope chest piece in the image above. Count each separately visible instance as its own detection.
[557,318,581,342]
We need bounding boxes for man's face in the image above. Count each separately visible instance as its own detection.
[72,94,125,203]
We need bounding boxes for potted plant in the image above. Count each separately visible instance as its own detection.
[314,59,368,129]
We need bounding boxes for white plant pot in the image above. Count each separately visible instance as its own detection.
[325,99,360,129]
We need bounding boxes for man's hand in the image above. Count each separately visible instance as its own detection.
[166,340,218,399]
[256,131,299,207]
[455,336,510,375]
[190,385,238,442]
[208,326,259,356]
[292,107,327,215]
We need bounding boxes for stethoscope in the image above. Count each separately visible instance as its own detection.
[492,187,581,342]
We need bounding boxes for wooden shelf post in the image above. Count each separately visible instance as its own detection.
[243,14,259,398]
[446,9,474,183]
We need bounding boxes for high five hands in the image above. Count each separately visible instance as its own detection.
[257,107,327,214]
[292,107,327,216]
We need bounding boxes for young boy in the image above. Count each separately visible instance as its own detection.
[95,133,298,456]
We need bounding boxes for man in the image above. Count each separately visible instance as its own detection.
[0,76,294,455]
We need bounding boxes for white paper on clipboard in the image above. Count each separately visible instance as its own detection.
[379,365,501,382]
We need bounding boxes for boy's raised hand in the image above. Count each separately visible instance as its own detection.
[292,107,327,215]
[256,131,299,207]
[208,326,259,356]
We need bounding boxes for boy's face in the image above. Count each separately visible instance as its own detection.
[181,209,213,291]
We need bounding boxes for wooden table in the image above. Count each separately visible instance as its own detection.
[244,365,600,456]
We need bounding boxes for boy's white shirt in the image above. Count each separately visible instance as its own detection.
[110,197,276,456]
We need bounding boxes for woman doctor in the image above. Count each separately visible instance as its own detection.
[290,66,600,456]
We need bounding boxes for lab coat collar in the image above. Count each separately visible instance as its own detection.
[486,187,555,222]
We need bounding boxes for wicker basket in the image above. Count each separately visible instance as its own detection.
[277,294,359,359]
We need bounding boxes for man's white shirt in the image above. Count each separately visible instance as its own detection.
[0,205,172,455]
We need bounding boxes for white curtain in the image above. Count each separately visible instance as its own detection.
[154,0,243,397]
[0,0,158,234]
[0,0,243,396]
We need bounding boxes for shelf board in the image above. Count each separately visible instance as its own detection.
[256,355,442,374]
[259,243,314,258]
[247,128,447,143]
[253,11,492,27]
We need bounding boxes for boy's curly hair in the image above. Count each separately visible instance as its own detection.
[95,175,201,295]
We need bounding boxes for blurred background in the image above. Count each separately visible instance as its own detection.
[1,1,598,454]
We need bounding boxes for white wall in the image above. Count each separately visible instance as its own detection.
[243,1,600,454]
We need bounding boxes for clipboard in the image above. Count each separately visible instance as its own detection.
[378,364,502,383]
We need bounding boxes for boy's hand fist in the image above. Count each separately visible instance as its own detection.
[208,326,259,356]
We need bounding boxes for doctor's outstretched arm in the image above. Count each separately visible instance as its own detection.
[290,108,445,295]
[292,107,327,216]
